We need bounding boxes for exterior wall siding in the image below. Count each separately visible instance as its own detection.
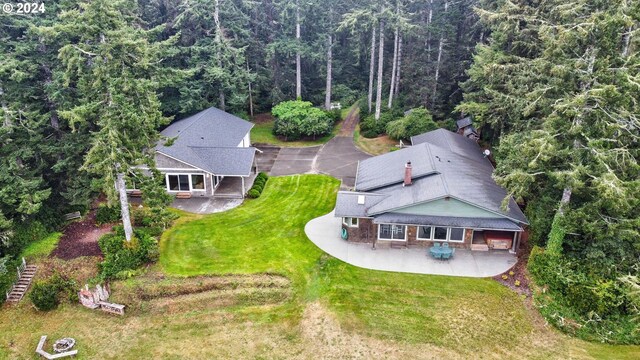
[156,152,198,170]
[393,198,500,218]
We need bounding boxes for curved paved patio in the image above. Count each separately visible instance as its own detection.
[305,211,517,278]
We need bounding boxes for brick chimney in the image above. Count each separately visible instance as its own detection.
[404,161,412,186]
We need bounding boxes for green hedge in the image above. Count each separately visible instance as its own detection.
[247,173,269,199]
[98,230,159,280]
[528,246,635,343]
[29,274,76,311]
[96,204,121,225]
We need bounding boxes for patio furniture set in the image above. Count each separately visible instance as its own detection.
[429,243,456,260]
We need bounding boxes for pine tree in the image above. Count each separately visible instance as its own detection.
[44,0,170,241]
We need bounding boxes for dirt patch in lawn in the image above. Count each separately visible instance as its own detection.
[251,113,274,124]
[110,272,292,314]
[35,256,101,284]
[51,208,113,260]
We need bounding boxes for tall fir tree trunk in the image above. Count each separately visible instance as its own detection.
[0,85,10,128]
[388,24,399,108]
[214,0,225,110]
[426,0,433,62]
[325,34,333,110]
[247,61,254,117]
[375,20,385,121]
[116,171,134,242]
[368,26,376,113]
[557,47,596,216]
[295,0,302,99]
[622,25,634,58]
[395,34,402,96]
[432,1,448,109]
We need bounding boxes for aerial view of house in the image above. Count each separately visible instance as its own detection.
[153,107,257,198]
[336,128,528,252]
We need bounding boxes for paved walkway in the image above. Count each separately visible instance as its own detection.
[305,211,517,277]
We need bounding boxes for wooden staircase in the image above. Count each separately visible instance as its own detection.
[5,258,37,303]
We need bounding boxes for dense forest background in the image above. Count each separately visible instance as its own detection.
[0,0,638,344]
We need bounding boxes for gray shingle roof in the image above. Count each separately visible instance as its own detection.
[372,213,522,231]
[155,107,255,176]
[159,107,253,147]
[349,129,528,225]
[355,143,437,191]
[456,116,473,129]
[335,191,387,218]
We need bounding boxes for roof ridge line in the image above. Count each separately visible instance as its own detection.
[175,107,214,135]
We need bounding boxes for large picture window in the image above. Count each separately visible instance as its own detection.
[434,227,448,241]
[378,224,406,241]
[191,175,205,190]
[449,227,465,242]
[166,173,206,192]
[417,226,432,240]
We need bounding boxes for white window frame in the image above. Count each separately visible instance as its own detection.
[448,227,465,243]
[416,226,433,241]
[416,225,466,242]
[342,217,359,228]
[190,174,206,191]
[377,224,407,241]
[165,173,207,192]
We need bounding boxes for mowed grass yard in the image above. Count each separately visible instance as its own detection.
[1,175,639,359]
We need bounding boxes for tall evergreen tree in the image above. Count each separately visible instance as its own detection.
[43,0,170,241]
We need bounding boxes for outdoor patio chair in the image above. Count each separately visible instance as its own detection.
[442,243,449,248]
[433,242,441,248]
[450,248,456,257]
[441,252,451,260]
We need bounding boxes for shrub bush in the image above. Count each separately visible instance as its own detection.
[247,189,261,199]
[272,100,333,140]
[386,107,438,140]
[96,204,121,225]
[360,112,397,138]
[98,231,158,280]
[29,274,75,311]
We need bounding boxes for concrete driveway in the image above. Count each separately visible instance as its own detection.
[305,210,517,277]
[256,136,370,189]
[269,146,322,176]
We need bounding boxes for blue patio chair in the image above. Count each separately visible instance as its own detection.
[442,243,449,248]
[450,248,456,257]
[441,252,451,260]
[433,242,441,248]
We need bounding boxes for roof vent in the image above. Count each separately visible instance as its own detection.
[357,195,365,205]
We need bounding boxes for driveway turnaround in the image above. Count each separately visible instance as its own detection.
[261,137,370,188]
[269,146,322,176]
[305,211,517,277]
[316,136,370,188]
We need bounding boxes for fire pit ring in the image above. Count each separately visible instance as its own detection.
[53,338,76,353]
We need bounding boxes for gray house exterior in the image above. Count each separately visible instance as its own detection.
[335,128,528,252]
[151,107,257,198]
